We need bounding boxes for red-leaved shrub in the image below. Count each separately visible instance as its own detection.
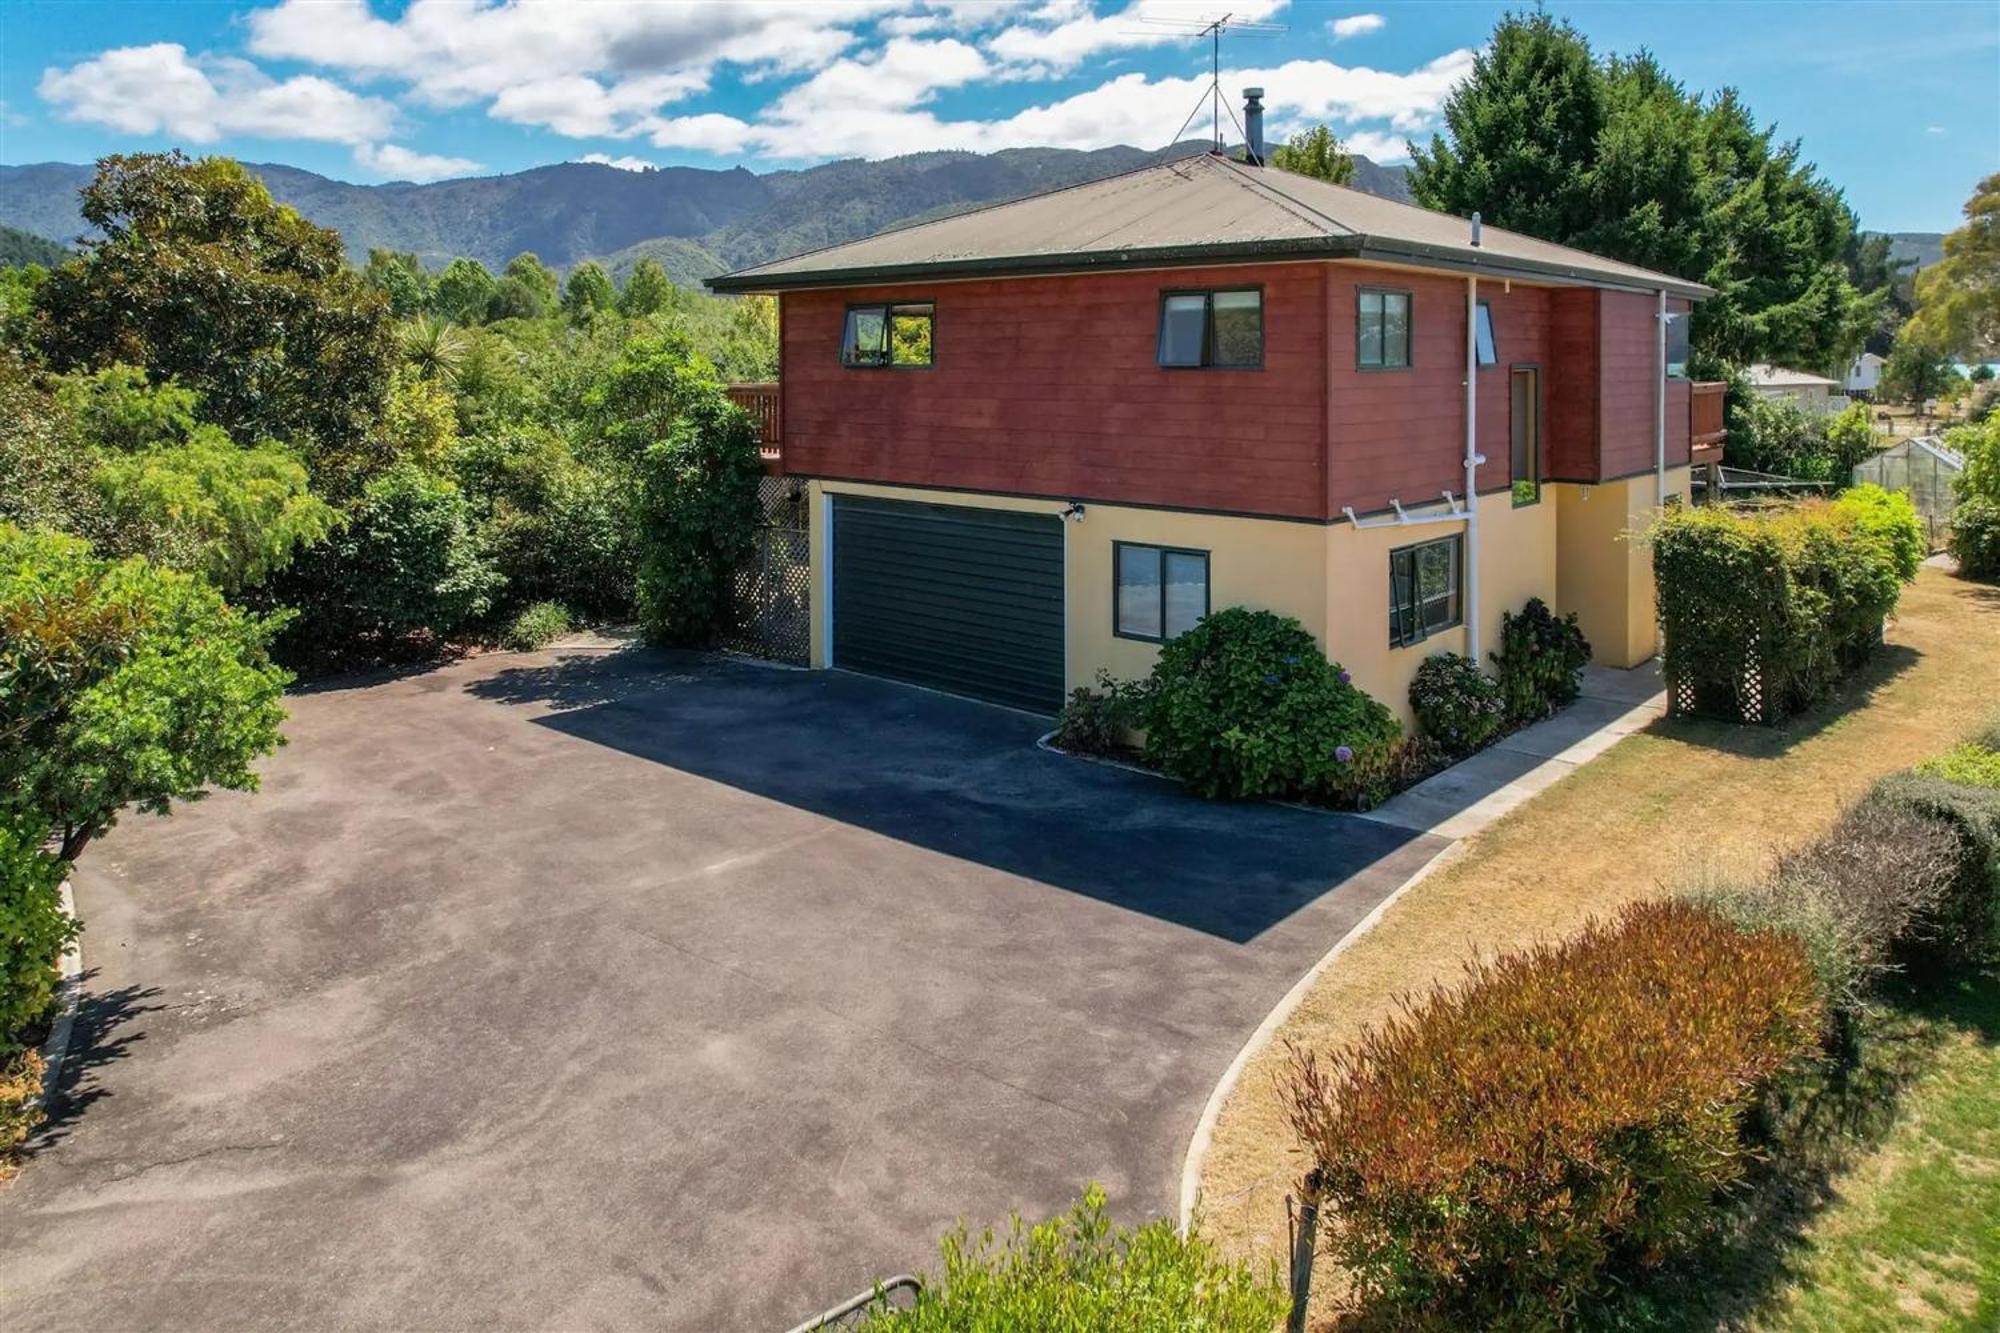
[1283,900,1823,1327]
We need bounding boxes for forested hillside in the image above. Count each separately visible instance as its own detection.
[0,225,68,268]
[0,143,1413,280]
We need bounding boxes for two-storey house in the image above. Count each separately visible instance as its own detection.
[709,139,1722,719]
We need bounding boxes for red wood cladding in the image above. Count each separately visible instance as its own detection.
[780,264,1329,519]
[779,262,1689,520]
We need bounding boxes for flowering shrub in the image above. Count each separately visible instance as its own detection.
[1408,652,1505,758]
[1136,608,1401,806]
[1489,597,1590,724]
[1284,900,1823,1326]
[1052,671,1139,757]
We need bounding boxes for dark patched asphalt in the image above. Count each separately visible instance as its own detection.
[0,646,1442,1331]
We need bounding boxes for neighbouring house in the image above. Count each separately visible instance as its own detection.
[709,113,1721,719]
[1746,363,1848,415]
[1846,351,1885,395]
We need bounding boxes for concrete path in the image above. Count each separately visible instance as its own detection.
[1363,662,1667,839]
[0,646,1441,1332]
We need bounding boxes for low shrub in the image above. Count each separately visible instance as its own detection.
[856,1184,1286,1331]
[1408,652,1505,757]
[0,1048,44,1181]
[1052,671,1138,757]
[1489,597,1590,724]
[1135,608,1401,806]
[500,601,571,652]
[1688,798,1961,1018]
[1918,740,2000,789]
[0,816,75,1049]
[1284,900,1823,1327]
[1652,498,1912,724]
[1864,772,2000,967]
[1949,495,2000,581]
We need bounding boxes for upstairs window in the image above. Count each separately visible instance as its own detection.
[1158,289,1263,369]
[842,302,934,368]
[1389,534,1461,647]
[1358,288,1412,369]
[1664,311,1690,379]
[1475,301,1498,367]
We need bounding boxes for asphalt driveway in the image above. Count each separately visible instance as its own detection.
[0,645,1442,1330]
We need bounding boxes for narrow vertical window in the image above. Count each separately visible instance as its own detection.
[1475,302,1498,367]
[1511,366,1540,506]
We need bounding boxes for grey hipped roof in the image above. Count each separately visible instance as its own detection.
[707,153,1713,298]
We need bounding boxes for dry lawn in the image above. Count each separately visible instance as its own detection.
[1192,567,2000,1306]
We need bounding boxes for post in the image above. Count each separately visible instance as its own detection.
[1285,1170,1324,1333]
[1464,276,1482,661]
[1655,289,1668,507]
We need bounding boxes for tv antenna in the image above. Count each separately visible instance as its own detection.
[1131,12,1287,154]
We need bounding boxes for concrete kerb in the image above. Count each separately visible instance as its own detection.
[1175,839,1468,1231]
[38,880,83,1111]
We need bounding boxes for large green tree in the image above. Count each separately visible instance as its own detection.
[563,261,618,323]
[1269,125,1355,185]
[0,526,291,862]
[618,257,675,317]
[30,154,394,481]
[1908,172,2000,359]
[1409,13,1874,374]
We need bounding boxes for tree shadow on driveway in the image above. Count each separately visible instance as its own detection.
[465,648,1441,945]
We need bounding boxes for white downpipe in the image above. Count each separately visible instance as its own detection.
[1655,289,1668,507]
[1464,276,1482,662]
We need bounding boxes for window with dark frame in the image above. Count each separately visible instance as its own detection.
[1388,534,1462,647]
[841,301,934,367]
[1475,301,1497,367]
[1358,288,1411,369]
[1157,289,1262,369]
[1511,365,1540,506]
[1115,542,1209,641]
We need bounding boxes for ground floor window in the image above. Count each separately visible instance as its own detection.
[1389,534,1462,647]
[1115,542,1209,641]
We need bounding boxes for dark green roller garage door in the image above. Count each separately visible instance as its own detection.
[832,496,1065,713]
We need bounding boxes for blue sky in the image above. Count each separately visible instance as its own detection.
[2,1,1994,232]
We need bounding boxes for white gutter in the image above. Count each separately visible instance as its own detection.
[1464,274,1482,661]
[1655,289,1668,506]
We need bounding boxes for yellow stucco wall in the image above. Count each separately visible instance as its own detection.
[807,474,1651,720]
[1552,467,1691,668]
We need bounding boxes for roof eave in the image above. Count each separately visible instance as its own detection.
[705,233,1714,301]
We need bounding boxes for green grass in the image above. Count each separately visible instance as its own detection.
[1753,974,2000,1332]
[1582,971,2000,1332]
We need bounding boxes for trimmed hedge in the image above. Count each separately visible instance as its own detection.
[1137,608,1402,807]
[1284,900,1823,1326]
[1653,488,1917,724]
[1951,495,2000,581]
[857,1185,1286,1331]
[1864,771,2000,968]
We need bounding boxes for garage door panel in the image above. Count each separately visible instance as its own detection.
[832,496,1065,713]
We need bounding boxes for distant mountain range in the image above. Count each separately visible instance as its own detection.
[0,144,1413,287]
[0,151,1950,294]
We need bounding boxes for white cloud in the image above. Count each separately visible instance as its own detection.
[577,152,657,172]
[38,42,394,144]
[246,0,887,125]
[1330,14,1386,41]
[639,112,758,155]
[1339,129,1412,163]
[737,51,1474,161]
[1925,124,1947,135]
[988,0,1286,77]
[352,141,482,182]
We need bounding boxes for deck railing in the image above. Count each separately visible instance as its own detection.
[725,382,783,471]
[1690,380,1727,465]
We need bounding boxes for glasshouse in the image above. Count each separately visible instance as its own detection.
[1852,435,1965,549]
